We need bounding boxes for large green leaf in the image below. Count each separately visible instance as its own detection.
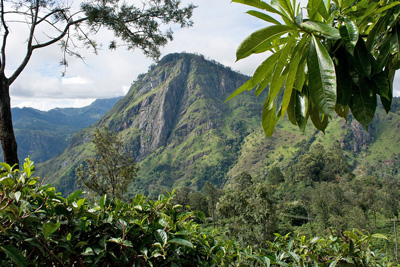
[370,71,390,100]
[272,0,294,20]
[236,25,296,61]
[232,0,282,15]
[340,18,358,55]
[353,37,372,77]
[317,0,329,20]
[226,51,281,101]
[307,0,321,20]
[374,2,400,16]
[349,79,377,126]
[42,222,61,239]
[155,229,168,246]
[268,35,297,102]
[247,10,281,25]
[365,10,396,51]
[294,51,308,90]
[168,238,194,249]
[334,46,353,106]
[310,105,328,132]
[251,51,282,86]
[335,104,350,120]
[287,90,298,125]
[255,74,273,96]
[1,245,27,267]
[295,89,309,132]
[281,37,308,117]
[307,35,336,116]
[262,95,280,137]
[376,35,392,71]
[390,24,400,64]
[301,21,340,39]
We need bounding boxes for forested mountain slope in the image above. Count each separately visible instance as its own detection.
[5,97,121,163]
[36,53,400,196]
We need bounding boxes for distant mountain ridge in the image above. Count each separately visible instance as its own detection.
[37,53,263,194]
[36,53,400,196]
[6,97,121,163]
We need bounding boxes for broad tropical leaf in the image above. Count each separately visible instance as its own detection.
[262,96,280,137]
[1,245,27,267]
[301,21,340,39]
[232,0,400,135]
[340,18,358,55]
[353,37,372,77]
[310,105,328,131]
[226,51,282,101]
[349,80,377,126]
[307,35,336,117]
[247,10,281,25]
[295,89,309,132]
[236,25,296,61]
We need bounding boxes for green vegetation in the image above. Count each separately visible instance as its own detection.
[3,98,121,164]
[229,0,400,136]
[0,160,395,266]
[76,127,139,200]
[164,142,400,263]
[36,54,400,199]
[0,0,195,167]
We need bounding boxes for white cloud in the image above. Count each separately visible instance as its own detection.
[62,77,94,85]
[5,0,400,111]
[12,97,95,111]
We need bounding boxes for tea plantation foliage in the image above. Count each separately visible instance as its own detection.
[0,160,395,266]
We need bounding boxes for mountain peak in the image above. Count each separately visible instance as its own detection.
[38,53,262,195]
[97,53,250,159]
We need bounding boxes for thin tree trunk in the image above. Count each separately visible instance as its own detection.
[0,75,18,167]
[394,214,398,261]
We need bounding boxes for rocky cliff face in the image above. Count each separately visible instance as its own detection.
[38,53,259,195]
[37,53,400,197]
[94,53,252,160]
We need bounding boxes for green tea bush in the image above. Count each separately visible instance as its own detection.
[0,160,230,266]
[0,160,394,266]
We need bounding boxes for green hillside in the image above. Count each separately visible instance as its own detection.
[7,97,121,163]
[36,53,400,197]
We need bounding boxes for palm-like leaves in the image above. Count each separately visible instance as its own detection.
[229,0,400,136]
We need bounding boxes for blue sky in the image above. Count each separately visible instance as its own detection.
[7,0,400,111]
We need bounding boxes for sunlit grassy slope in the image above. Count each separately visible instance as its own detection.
[36,53,400,196]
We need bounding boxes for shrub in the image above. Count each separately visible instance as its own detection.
[0,160,394,266]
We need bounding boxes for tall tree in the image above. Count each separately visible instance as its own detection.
[76,127,139,200]
[217,176,278,247]
[203,182,222,227]
[0,0,195,166]
[228,0,400,137]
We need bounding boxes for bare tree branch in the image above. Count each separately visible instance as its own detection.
[9,15,87,84]
[0,0,9,74]
[36,8,66,25]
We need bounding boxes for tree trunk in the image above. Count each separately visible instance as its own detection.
[0,75,19,167]
[394,214,398,261]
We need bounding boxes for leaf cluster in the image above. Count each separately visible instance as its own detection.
[229,0,400,136]
[81,0,196,59]
[0,159,394,266]
[76,127,139,200]
[0,160,228,266]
